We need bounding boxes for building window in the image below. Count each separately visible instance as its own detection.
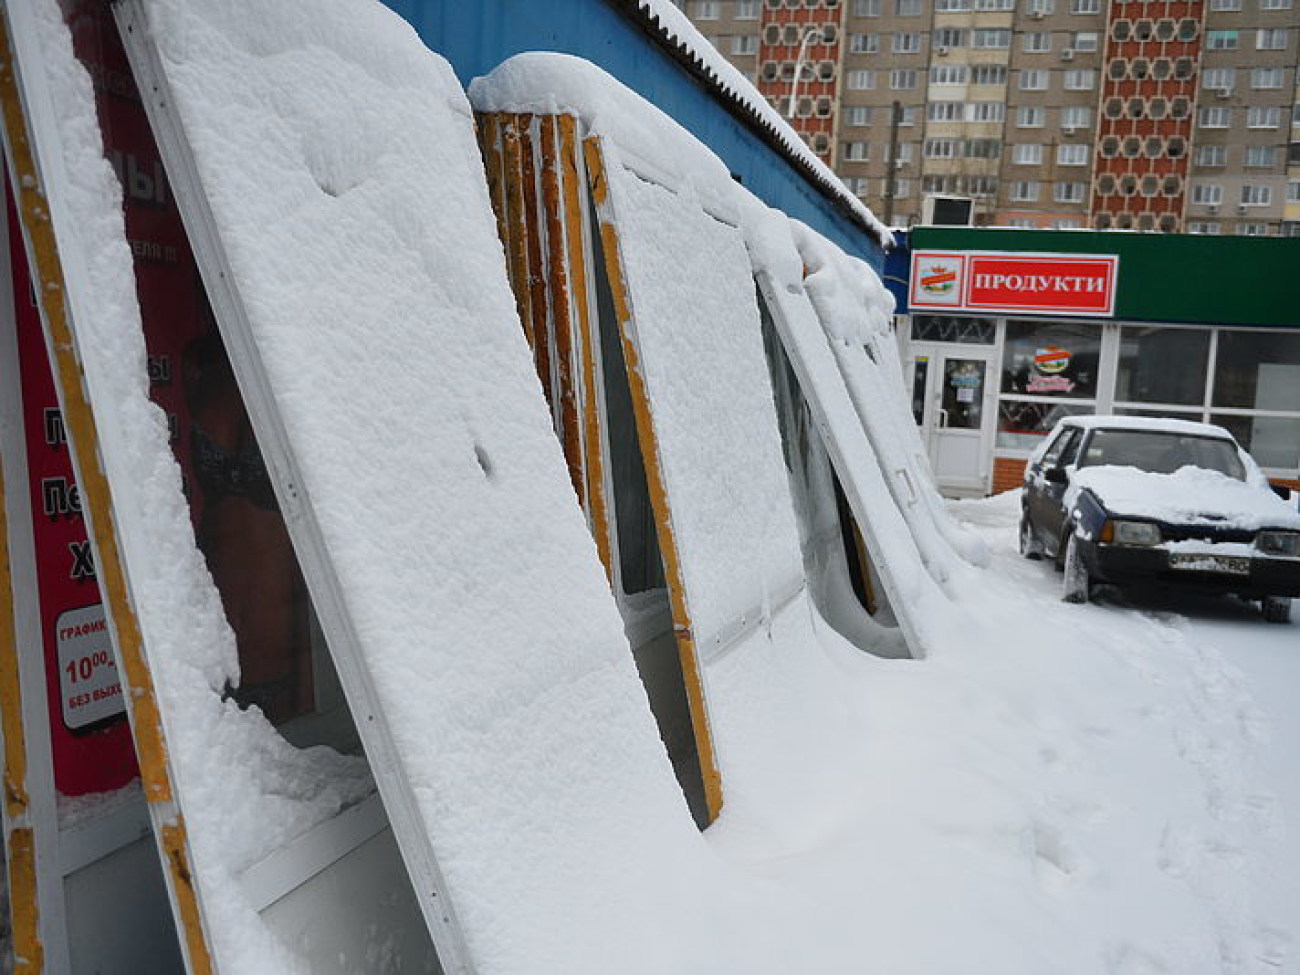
[999,321,1101,450]
[1057,144,1089,166]
[1235,222,1270,236]
[1071,31,1099,51]
[928,101,962,121]
[1251,68,1286,89]
[934,27,966,48]
[930,65,969,85]
[1019,69,1048,90]
[1202,67,1236,90]
[693,0,721,18]
[1017,106,1046,127]
[1053,182,1085,203]
[972,28,1011,48]
[1240,184,1272,206]
[1245,146,1277,167]
[1198,107,1232,129]
[891,68,919,88]
[1008,218,1037,229]
[893,31,922,52]
[1013,143,1043,164]
[896,0,924,13]
[1288,179,1300,203]
[847,69,877,89]
[1063,69,1095,90]
[843,142,870,161]
[1211,332,1300,466]
[732,35,759,55]
[845,176,869,195]
[1187,221,1222,234]
[1023,31,1052,52]
[971,65,1008,85]
[1206,29,1239,50]
[1072,0,1099,11]
[1055,218,1083,229]
[1029,0,1056,13]
[737,0,761,16]
[965,138,1001,158]
[849,32,879,53]
[1061,106,1092,129]
[967,175,997,196]
[1195,145,1227,167]
[934,0,971,9]
[1010,180,1040,201]
[1256,28,1290,50]
[846,105,872,125]
[965,101,1005,122]
[892,178,913,199]
[924,138,958,158]
[1260,0,1293,8]
[1192,183,1223,205]
[852,0,881,12]
[1247,106,1282,128]
[1210,0,1242,8]
[889,141,916,163]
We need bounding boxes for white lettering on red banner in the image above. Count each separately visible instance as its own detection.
[909,250,1119,317]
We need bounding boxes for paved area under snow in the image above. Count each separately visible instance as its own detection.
[917,489,1300,974]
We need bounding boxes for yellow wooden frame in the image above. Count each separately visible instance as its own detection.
[0,11,214,973]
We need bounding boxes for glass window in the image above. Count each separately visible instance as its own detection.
[1213,331,1300,410]
[1114,327,1211,406]
[1078,429,1245,479]
[1212,415,1300,468]
[997,402,1093,450]
[911,315,997,344]
[1001,320,1101,398]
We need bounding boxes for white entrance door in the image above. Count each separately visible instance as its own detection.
[909,344,996,496]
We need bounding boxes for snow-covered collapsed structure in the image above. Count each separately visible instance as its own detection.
[0,0,982,972]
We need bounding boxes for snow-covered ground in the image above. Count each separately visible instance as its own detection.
[841,488,1299,974]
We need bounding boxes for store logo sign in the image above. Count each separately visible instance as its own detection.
[909,250,1119,317]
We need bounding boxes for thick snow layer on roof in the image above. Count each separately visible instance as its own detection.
[1072,466,1300,531]
[629,1,892,248]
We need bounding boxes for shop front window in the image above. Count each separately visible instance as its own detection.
[1115,327,1211,406]
[1212,415,1300,470]
[1212,331,1300,411]
[911,315,997,345]
[1001,320,1100,398]
[996,402,1093,451]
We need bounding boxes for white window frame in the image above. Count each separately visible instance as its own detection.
[1019,69,1048,91]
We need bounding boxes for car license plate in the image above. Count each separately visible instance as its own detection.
[1168,553,1250,575]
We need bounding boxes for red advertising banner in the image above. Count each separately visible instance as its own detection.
[910,250,1119,318]
[8,193,137,797]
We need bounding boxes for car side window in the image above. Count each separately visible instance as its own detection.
[1058,429,1083,467]
[1042,426,1079,467]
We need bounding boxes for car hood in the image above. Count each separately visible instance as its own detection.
[1070,465,1300,531]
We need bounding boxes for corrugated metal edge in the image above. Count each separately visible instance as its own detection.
[608,0,892,251]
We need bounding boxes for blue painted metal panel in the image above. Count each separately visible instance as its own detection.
[882,229,910,314]
[380,0,884,269]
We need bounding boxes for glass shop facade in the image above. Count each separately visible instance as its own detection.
[888,228,1300,497]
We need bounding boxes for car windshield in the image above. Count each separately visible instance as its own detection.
[1078,429,1246,480]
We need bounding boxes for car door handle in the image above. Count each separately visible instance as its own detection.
[937,408,949,428]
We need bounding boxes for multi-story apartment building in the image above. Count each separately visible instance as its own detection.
[682,0,1300,234]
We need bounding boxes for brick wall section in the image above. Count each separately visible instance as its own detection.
[992,455,1025,495]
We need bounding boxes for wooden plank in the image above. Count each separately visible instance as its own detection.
[473,112,509,260]
[559,116,612,578]
[537,115,584,503]
[499,114,534,349]
[516,114,555,411]
[582,135,722,824]
[0,9,214,972]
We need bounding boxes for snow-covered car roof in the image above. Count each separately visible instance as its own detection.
[1058,414,1237,441]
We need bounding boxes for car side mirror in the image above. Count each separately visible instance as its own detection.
[1044,466,1068,485]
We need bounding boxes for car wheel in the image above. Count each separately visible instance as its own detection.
[1061,533,1091,604]
[1018,512,1044,560]
[1261,596,1292,624]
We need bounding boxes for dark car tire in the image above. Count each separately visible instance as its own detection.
[1261,596,1292,624]
[1018,512,1044,560]
[1061,534,1092,604]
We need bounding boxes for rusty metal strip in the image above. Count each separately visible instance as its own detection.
[538,115,584,503]
[582,135,722,824]
[848,514,878,616]
[516,114,555,411]
[559,116,612,579]
[0,11,213,974]
[0,459,41,973]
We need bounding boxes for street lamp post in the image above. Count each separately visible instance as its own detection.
[787,27,824,121]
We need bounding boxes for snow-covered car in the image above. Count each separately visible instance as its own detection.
[1019,415,1300,622]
